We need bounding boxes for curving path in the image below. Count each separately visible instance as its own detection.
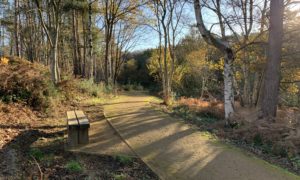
[103,92,299,180]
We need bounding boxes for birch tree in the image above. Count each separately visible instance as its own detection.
[194,0,234,121]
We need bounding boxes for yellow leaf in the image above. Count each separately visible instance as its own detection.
[0,57,9,65]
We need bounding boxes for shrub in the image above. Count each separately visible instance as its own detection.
[0,56,52,111]
[123,84,134,91]
[113,173,127,180]
[123,83,144,91]
[253,134,263,146]
[66,160,82,173]
[114,155,133,166]
[29,148,44,161]
[134,84,144,91]
[290,156,300,170]
[261,141,273,154]
[176,97,224,119]
[77,79,107,97]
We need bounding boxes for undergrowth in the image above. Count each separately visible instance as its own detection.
[65,160,83,173]
[77,79,110,97]
[169,97,300,174]
[123,83,144,91]
[0,56,113,115]
[114,155,134,166]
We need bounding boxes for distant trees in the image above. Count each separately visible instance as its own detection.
[0,0,143,85]
[150,0,186,105]
[99,0,144,85]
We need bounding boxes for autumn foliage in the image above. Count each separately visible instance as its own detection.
[177,97,224,119]
[0,56,52,111]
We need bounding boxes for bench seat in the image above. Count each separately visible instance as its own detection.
[67,110,90,147]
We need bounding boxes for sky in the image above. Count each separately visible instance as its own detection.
[131,1,300,52]
[130,3,197,52]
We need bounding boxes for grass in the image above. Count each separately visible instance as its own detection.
[28,148,44,161]
[65,160,83,173]
[114,155,134,166]
[172,105,219,127]
[113,173,128,180]
[77,79,111,97]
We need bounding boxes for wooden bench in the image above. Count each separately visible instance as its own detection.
[67,110,90,147]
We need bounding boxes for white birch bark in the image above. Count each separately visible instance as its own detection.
[194,0,234,120]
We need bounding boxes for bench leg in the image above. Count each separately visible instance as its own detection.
[78,128,89,144]
[68,126,78,147]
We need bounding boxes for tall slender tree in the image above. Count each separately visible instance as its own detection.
[261,0,284,119]
[194,0,235,121]
[35,0,63,84]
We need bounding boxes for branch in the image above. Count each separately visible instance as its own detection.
[34,0,53,47]
[280,80,300,83]
[30,155,43,180]
[194,0,230,53]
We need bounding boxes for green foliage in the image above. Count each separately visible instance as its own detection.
[195,111,219,122]
[290,156,300,170]
[114,155,133,166]
[123,83,144,91]
[147,49,186,90]
[277,147,288,158]
[118,50,156,89]
[173,105,219,126]
[63,0,88,12]
[28,148,44,161]
[77,79,108,97]
[173,106,190,118]
[66,160,83,173]
[252,136,288,158]
[261,141,273,154]
[253,134,263,146]
[113,173,127,180]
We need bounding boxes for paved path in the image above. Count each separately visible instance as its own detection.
[104,92,299,180]
[69,104,135,157]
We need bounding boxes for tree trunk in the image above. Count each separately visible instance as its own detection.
[242,58,251,106]
[72,10,80,76]
[76,12,82,76]
[261,0,284,118]
[82,14,87,78]
[194,0,234,120]
[14,0,20,57]
[104,22,112,85]
[88,1,93,80]
[224,54,235,119]
[50,29,60,84]
[252,71,261,106]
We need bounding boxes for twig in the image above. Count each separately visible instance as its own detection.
[30,155,43,180]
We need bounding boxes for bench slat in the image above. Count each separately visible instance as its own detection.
[74,110,85,118]
[75,110,90,127]
[67,111,78,126]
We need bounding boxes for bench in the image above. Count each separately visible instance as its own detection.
[67,110,90,147]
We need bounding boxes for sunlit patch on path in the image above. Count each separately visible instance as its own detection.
[104,92,299,180]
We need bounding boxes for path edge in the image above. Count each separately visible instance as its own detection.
[103,111,166,180]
